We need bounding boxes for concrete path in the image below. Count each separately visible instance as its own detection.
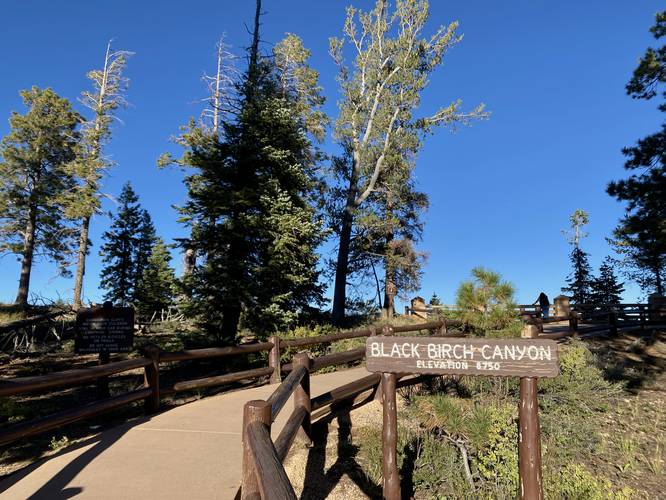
[0,367,370,500]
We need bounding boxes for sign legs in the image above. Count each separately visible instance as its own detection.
[518,325,544,499]
[381,372,400,500]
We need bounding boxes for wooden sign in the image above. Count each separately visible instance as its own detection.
[75,306,134,354]
[366,336,559,378]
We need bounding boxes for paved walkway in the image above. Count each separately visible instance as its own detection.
[0,367,370,500]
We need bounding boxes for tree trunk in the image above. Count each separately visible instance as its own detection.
[382,194,395,320]
[73,215,91,310]
[332,153,362,325]
[221,300,241,342]
[383,264,396,320]
[15,206,37,306]
[332,208,354,325]
[183,245,196,275]
[247,0,261,89]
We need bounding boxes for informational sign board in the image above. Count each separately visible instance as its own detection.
[366,336,559,378]
[75,306,134,354]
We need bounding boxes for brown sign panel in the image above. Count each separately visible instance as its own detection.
[75,306,134,354]
[366,336,559,378]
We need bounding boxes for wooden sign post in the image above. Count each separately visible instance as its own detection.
[366,326,558,499]
[519,324,544,499]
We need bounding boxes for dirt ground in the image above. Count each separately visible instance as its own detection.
[585,333,666,499]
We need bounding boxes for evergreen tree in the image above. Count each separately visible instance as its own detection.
[164,1,327,340]
[590,257,625,305]
[375,154,428,317]
[561,210,594,305]
[134,210,156,295]
[99,182,155,305]
[607,11,666,295]
[0,87,81,306]
[329,0,487,324]
[456,267,517,333]
[69,42,132,309]
[562,247,594,305]
[135,238,177,316]
[429,293,442,306]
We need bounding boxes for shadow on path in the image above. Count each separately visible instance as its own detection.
[300,395,382,500]
[0,416,151,499]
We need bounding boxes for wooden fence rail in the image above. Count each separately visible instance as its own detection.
[0,319,452,449]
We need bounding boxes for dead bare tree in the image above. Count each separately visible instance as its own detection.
[71,41,133,309]
[201,36,238,136]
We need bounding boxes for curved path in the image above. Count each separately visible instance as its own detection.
[0,367,369,500]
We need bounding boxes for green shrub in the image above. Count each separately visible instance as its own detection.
[546,464,633,499]
[474,403,518,495]
[280,324,337,361]
[411,395,519,496]
[412,432,469,496]
[539,340,621,464]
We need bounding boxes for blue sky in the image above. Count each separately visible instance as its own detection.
[0,0,663,307]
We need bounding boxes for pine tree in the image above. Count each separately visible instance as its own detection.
[561,210,594,305]
[134,210,156,295]
[99,182,156,305]
[590,257,625,305]
[164,1,327,340]
[429,293,442,306]
[562,247,594,305]
[607,11,666,295]
[456,267,517,332]
[374,153,428,317]
[69,41,132,309]
[329,0,487,324]
[0,87,81,306]
[135,239,177,316]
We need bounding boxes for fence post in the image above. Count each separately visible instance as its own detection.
[293,352,312,446]
[143,345,160,414]
[518,324,544,500]
[241,400,272,499]
[569,312,578,336]
[639,305,646,331]
[379,325,400,500]
[268,335,282,384]
[439,318,448,336]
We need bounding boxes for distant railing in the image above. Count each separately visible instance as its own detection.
[405,303,548,317]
